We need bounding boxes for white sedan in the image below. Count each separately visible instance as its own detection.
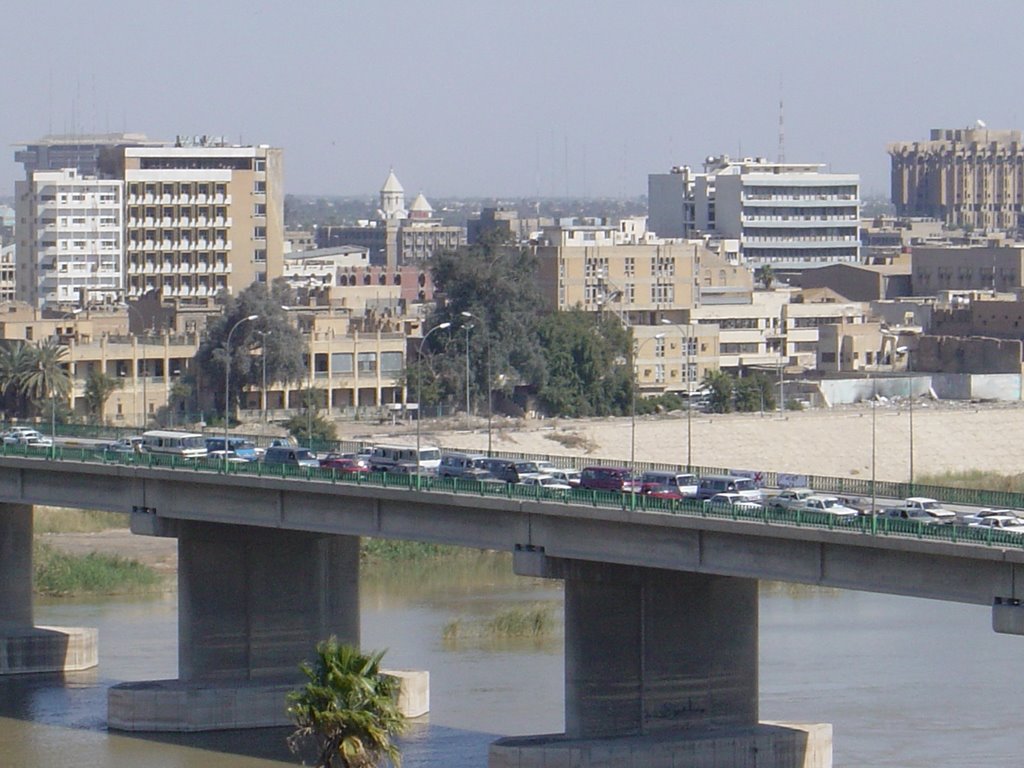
[968,515,1024,534]
[517,475,573,491]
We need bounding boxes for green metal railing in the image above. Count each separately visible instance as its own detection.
[5,440,1024,552]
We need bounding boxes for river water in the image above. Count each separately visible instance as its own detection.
[2,552,1022,767]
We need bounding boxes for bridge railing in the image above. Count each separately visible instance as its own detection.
[6,441,1024,552]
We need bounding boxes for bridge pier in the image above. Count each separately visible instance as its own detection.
[0,503,97,675]
[493,549,832,768]
[109,519,361,731]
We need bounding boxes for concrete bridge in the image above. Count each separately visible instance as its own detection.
[2,453,1023,768]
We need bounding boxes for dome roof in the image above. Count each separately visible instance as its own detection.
[409,192,433,213]
[381,169,404,193]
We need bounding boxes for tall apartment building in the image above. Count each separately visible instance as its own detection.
[101,138,284,301]
[648,156,861,268]
[14,169,124,307]
[889,127,1024,231]
[14,133,161,178]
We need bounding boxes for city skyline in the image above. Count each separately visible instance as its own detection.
[4,1,1022,199]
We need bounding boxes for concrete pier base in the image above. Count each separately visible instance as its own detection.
[0,623,98,674]
[108,668,430,731]
[0,504,98,674]
[489,722,833,768]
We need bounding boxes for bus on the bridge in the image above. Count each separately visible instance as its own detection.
[141,430,208,459]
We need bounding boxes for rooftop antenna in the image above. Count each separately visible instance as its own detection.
[777,88,785,163]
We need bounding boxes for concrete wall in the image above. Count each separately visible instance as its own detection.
[818,373,1021,404]
[915,334,1022,374]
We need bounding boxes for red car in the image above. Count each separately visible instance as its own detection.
[644,485,688,500]
[319,456,370,474]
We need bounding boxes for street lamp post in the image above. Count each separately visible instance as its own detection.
[223,314,258,473]
[258,330,272,438]
[460,311,474,427]
[662,319,693,469]
[415,321,451,488]
[630,331,665,466]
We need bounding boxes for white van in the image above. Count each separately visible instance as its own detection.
[141,430,208,459]
[369,443,442,474]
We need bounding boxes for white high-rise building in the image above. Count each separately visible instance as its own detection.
[15,168,124,308]
[649,156,860,268]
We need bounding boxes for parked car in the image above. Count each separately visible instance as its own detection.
[643,485,689,501]
[579,466,639,493]
[319,456,370,474]
[477,458,519,483]
[263,445,319,469]
[438,452,492,480]
[319,452,370,470]
[3,428,52,447]
[766,487,816,511]
[205,437,259,461]
[696,474,762,502]
[518,475,573,491]
[368,443,442,474]
[968,515,1024,534]
[639,471,699,497]
[961,508,1024,526]
[103,435,145,454]
[791,495,859,520]
[705,492,763,513]
[547,468,582,487]
[885,497,957,524]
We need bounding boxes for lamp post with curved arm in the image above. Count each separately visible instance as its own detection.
[223,314,258,473]
[630,331,665,466]
[460,311,474,426]
[662,318,696,469]
[415,321,451,488]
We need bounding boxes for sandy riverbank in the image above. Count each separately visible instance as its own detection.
[336,399,1023,483]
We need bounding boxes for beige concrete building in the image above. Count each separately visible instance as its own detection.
[0,302,199,425]
[890,127,1024,231]
[249,306,407,414]
[816,320,885,373]
[799,261,912,302]
[912,244,1024,295]
[101,138,284,302]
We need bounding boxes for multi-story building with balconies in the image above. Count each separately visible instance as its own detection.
[14,169,124,308]
[649,156,861,269]
[889,127,1024,232]
[100,138,284,302]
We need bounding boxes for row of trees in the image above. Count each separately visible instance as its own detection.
[701,370,778,413]
[413,234,641,418]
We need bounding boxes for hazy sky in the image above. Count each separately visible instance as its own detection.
[4,1,1022,200]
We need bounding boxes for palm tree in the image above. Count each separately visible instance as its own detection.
[18,340,72,435]
[83,370,123,422]
[287,639,406,768]
[0,341,33,417]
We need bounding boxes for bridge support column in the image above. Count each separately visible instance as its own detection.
[109,520,361,731]
[0,503,97,675]
[491,549,832,768]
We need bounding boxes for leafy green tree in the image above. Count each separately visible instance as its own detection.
[702,369,734,413]
[195,280,304,416]
[756,264,775,290]
[535,309,631,417]
[83,370,123,422]
[287,639,406,768]
[428,234,547,408]
[734,374,777,413]
[285,390,337,447]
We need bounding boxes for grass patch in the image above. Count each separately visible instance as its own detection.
[360,538,467,562]
[34,542,162,596]
[443,604,557,643]
[34,507,125,534]
[917,470,1024,494]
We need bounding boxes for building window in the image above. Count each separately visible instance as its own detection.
[254,249,266,262]
[331,353,354,374]
[357,353,377,374]
[380,351,403,373]
[253,226,266,239]
[254,203,266,216]
[254,180,266,193]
